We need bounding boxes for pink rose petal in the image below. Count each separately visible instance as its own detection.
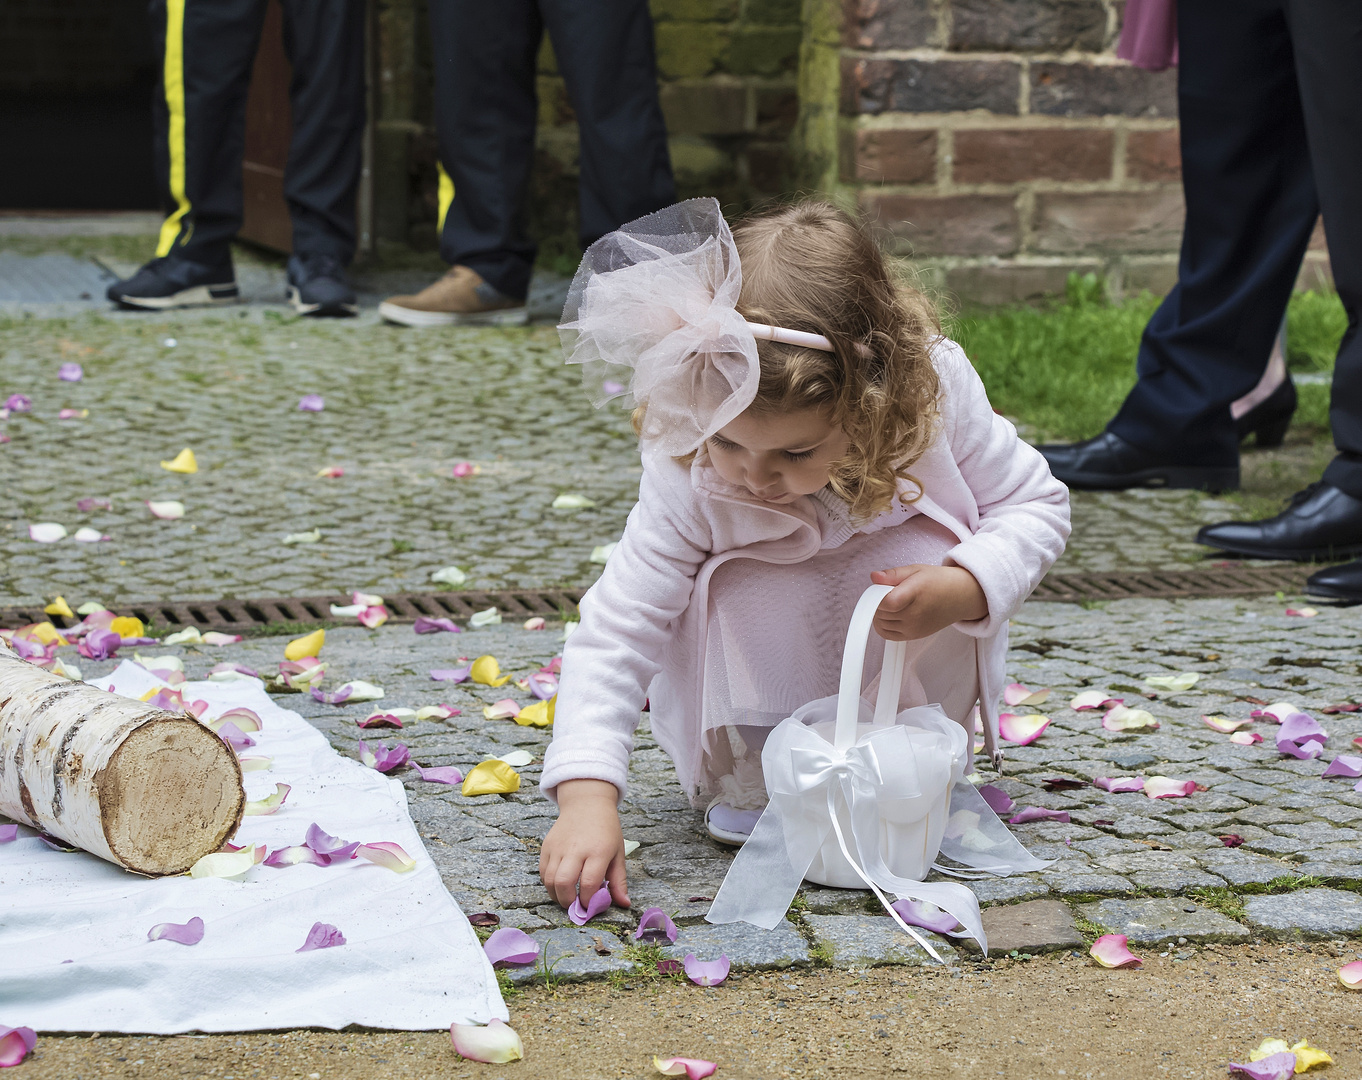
[890,899,962,935]
[568,884,612,925]
[451,462,478,478]
[1230,731,1264,745]
[76,496,112,512]
[1277,712,1328,759]
[483,698,520,720]
[1070,690,1121,711]
[317,465,345,478]
[1228,1052,1297,1080]
[653,1056,718,1079]
[216,721,256,751]
[356,841,416,873]
[1339,959,1362,989]
[998,712,1050,745]
[411,763,464,785]
[683,953,730,987]
[430,665,472,682]
[358,712,404,729]
[202,632,243,646]
[0,1027,37,1068]
[634,907,679,944]
[147,916,204,945]
[296,922,345,952]
[58,408,87,420]
[1250,702,1300,724]
[523,617,547,631]
[451,1019,522,1063]
[1220,834,1244,847]
[1089,933,1141,968]
[357,604,389,629]
[59,362,84,382]
[311,686,353,705]
[1003,682,1051,707]
[1322,755,1362,779]
[1203,715,1255,733]
[978,784,1014,814]
[298,394,325,412]
[214,707,262,731]
[1143,776,1196,800]
[483,926,540,967]
[527,671,559,700]
[1285,607,1318,617]
[1008,806,1070,824]
[305,823,362,865]
[413,616,462,634]
[1093,776,1145,793]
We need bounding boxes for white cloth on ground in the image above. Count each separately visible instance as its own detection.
[0,661,505,1034]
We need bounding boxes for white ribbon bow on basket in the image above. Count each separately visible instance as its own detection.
[707,584,1050,962]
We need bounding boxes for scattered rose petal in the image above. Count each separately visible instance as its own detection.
[329,603,364,618]
[430,665,472,682]
[552,493,595,509]
[358,740,408,772]
[356,841,416,873]
[189,848,264,879]
[215,721,256,751]
[0,825,18,843]
[634,907,679,944]
[1093,776,1145,793]
[1230,731,1264,745]
[998,712,1050,745]
[657,959,684,975]
[358,712,404,729]
[1339,960,1362,989]
[978,784,1014,814]
[567,885,612,926]
[1277,712,1328,759]
[1090,933,1141,968]
[1322,755,1362,779]
[431,566,468,586]
[483,699,520,720]
[29,522,67,543]
[1144,672,1199,692]
[470,654,511,686]
[5,393,32,412]
[59,362,83,381]
[1008,806,1070,824]
[411,763,463,784]
[297,394,324,412]
[1286,1039,1332,1072]
[1323,703,1361,714]
[590,542,618,565]
[208,661,258,681]
[202,631,242,646]
[451,1019,523,1064]
[890,899,961,935]
[159,448,198,474]
[412,616,461,635]
[470,608,502,629]
[59,407,88,419]
[1286,607,1319,617]
[1003,682,1051,707]
[243,783,290,816]
[484,927,540,966]
[623,839,641,856]
[653,1056,717,1080]
[462,759,521,796]
[416,704,460,720]
[76,497,112,513]
[1070,690,1121,711]
[147,917,204,945]
[451,462,479,478]
[1144,776,1196,800]
[683,953,731,987]
[1220,834,1244,847]
[238,756,272,772]
[523,616,547,630]
[1250,702,1299,724]
[358,604,388,628]
[297,922,345,952]
[1102,705,1160,732]
[0,1026,37,1068]
[526,671,559,699]
[161,627,203,646]
[515,697,555,728]
[496,749,534,767]
[468,912,500,928]
[1229,1053,1296,1080]
[282,529,321,545]
[262,847,328,869]
[339,679,385,702]
[78,627,121,660]
[147,500,185,520]
[1203,715,1255,733]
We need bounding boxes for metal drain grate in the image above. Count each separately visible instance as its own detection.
[0,566,1317,632]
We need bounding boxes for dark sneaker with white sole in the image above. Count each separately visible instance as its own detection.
[287,253,357,317]
[107,256,239,310]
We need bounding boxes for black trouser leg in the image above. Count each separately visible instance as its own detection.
[1107,0,1318,466]
[149,0,268,265]
[279,0,367,264]
[429,0,542,299]
[1290,2,1362,500]
[541,0,675,249]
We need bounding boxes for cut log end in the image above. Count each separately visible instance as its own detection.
[97,716,245,876]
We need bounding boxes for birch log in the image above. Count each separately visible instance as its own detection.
[0,648,244,875]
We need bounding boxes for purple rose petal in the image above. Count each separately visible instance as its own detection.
[633,907,679,944]
[77,627,121,661]
[147,916,205,945]
[59,362,84,382]
[414,616,462,635]
[567,884,612,925]
[682,953,730,987]
[296,921,346,952]
[890,899,962,935]
[411,763,464,785]
[1276,712,1327,760]
[0,824,19,843]
[216,721,256,751]
[1322,754,1362,779]
[1093,776,1145,793]
[263,844,326,868]
[1008,806,1071,824]
[0,1026,37,1068]
[38,833,78,852]
[1228,1052,1297,1080]
[298,394,325,412]
[5,394,31,413]
[430,665,472,683]
[358,739,409,772]
[311,685,353,705]
[977,784,1013,814]
[77,496,111,512]
[527,671,558,700]
[483,926,540,967]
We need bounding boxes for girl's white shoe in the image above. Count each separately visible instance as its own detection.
[704,799,763,845]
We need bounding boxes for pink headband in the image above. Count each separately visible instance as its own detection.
[745,322,835,352]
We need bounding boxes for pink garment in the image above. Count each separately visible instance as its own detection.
[1117,0,1177,71]
[540,339,1071,805]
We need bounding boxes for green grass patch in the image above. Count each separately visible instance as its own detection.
[1186,887,1248,923]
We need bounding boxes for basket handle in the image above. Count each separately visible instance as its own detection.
[834,584,908,750]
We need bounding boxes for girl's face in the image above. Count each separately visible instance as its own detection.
[707,407,849,504]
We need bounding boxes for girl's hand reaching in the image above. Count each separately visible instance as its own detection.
[870,564,989,641]
[539,778,632,912]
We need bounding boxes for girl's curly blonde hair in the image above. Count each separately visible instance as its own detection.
[732,199,942,522]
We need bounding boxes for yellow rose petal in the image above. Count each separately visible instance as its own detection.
[461,759,521,797]
[470,654,512,687]
[23,621,67,646]
[160,447,198,473]
[515,696,556,728]
[284,628,325,661]
[1250,1039,1292,1061]
[109,615,145,640]
[43,596,74,619]
[1291,1039,1333,1072]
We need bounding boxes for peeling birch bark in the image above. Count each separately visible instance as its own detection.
[0,649,244,875]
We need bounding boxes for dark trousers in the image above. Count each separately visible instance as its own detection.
[149,0,366,266]
[1108,0,1362,498]
[428,0,676,301]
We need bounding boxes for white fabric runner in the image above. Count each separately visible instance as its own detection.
[0,660,506,1034]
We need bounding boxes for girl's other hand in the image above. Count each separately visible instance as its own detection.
[539,778,631,911]
[869,564,989,641]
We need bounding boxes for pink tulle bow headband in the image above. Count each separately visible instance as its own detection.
[559,197,834,455]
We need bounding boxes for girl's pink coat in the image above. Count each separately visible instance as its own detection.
[540,340,1071,802]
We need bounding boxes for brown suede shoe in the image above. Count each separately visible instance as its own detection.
[378,265,528,327]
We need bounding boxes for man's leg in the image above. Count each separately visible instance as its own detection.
[541,0,676,249]
[1040,0,1318,489]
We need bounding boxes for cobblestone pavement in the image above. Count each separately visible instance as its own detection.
[56,592,1362,975]
[0,298,1325,609]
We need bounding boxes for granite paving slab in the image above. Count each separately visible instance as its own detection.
[1078,898,1250,945]
[803,915,956,967]
[977,899,1084,954]
[1243,889,1362,940]
[505,927,633,984]
[660,922,811,970]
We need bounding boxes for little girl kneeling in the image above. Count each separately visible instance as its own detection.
[538,198,1070,912]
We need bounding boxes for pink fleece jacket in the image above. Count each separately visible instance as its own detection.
[539,339,1071,803]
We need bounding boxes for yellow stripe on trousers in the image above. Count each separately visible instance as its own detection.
[156,0,191,257]
[437,163,455,236]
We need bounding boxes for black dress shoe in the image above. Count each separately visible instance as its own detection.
[1036,430,1240,492]
[1235,376,1297,448]
[1196,482,1362,560]
[1306,559,1362,601]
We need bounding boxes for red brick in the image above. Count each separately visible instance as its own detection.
[853,58,1021,116]
[953,128,1112,183]
[844,128,938,184]
[844,0,939,50]
[1125,129,1180,181]
[1034,190,1185,253]
[862,193,1019,255]
[1031,62,1177,118]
